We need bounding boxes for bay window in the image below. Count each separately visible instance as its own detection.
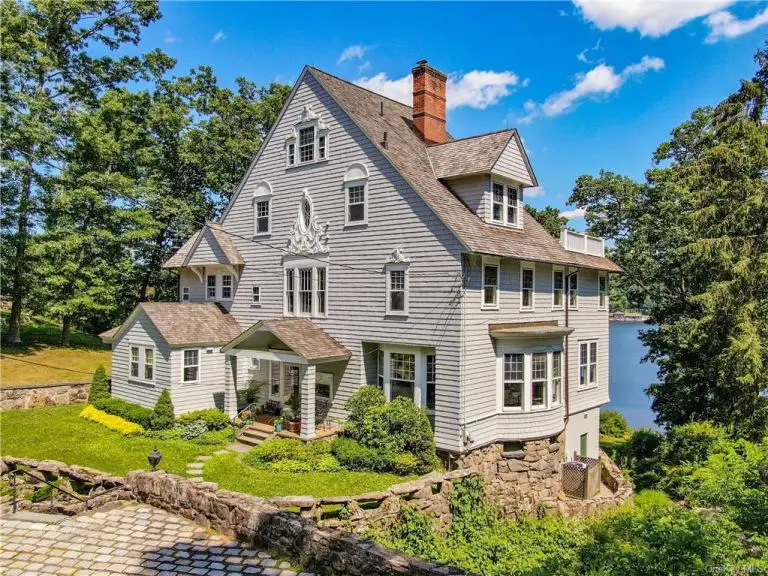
[579,341,598,387]
[499,348,564,411]
[551,351,562,405]
[531,352,547,408]
[503,353,524,408]
[389,352,415,401]
[377,345,435,410]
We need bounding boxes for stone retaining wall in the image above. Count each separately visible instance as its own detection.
[0,381,90,411]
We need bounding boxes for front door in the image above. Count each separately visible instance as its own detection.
[580,433,588,458]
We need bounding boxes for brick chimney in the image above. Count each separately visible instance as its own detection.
[412,60,448,144]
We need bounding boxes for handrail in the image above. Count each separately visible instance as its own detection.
[8,468,123,514]
[236,402,261,421]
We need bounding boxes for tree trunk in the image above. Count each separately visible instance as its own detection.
[61,315,72,347]
[138,224,170,302]
[7,164,33,344]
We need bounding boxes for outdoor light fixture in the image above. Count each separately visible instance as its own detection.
[147,447,163,471]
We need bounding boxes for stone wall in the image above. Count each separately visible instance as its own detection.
[554,451,634,517]
[1,457,132,515]
[0,381,90,411]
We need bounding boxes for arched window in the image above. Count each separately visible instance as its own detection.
[344,162,369,226]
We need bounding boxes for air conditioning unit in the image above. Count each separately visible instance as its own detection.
[562,456,601,499]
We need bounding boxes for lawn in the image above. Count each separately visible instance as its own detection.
[0,405,217,476]
[203,452,413,498]
[1,314,111,386]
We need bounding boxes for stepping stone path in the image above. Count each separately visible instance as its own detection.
[185,445,242,479]
[0,501,315,576]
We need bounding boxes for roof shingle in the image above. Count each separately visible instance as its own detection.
[427,130,516,180]
[163,222,244,269]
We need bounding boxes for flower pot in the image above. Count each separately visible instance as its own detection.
[287,420,301,434]
[274,423,283,432]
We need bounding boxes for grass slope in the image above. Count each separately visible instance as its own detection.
[0,405,216,476]
[1,315,111,386]
[204,452,413,498]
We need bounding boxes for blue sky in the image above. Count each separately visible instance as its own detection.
[127,1,767,225]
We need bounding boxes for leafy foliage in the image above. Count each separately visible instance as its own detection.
[176,408,230,431]
[569,45,768,439]
[150,390,175,430]
[243,438,341,473]
[343,385,386,437]
[79,405,144,436]
[526,205,571,238]
[88,365,110,404]
[331,437,397,473]
[600,409,631,438]
[91,396,154,429]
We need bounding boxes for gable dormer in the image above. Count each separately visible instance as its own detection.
[427,129,537,231]
[284,104,330,167]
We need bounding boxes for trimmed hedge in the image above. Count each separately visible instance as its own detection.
[88,365,110,403]
[151,390,175,430]
[176,408,230,431]
[331,437,394,472]
[80,405,144,435]
[91,396,154,429]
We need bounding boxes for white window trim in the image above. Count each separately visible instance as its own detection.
[568,271,579,310]
[551,350,563,407]
[379,344,431,408]
[481,256,500,310]
[385,263,409,317]
[578,340,598,389]
[490,180,523,229]
[251,285,261,307]
[143,347,155,382]
[598,272,608,311]
[128,344,155,384]
[285,117,330,168]
[344,178,368,227]
[220,274,233,301]
[520,262,535,311]
[283,257,329,318]
[206,274,217,301]
[552,267,564,310]
[182,349,201,384]
[253,182,273,237]
[129,345,140,380]
[181,286,190,302]
[497,345,563,413]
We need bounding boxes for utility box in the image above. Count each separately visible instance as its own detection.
[562,456,601,499]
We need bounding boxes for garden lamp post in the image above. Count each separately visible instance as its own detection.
[147,448,163,471]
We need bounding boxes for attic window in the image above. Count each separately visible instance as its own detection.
[344,163,369,227]
[285,105,329,167]
[491,180,522,229]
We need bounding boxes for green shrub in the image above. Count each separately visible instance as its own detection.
[615,427,665,491]
[662,422,726,466]
[244,438,340,473]
[246,438,306,466]
[331,437,394,472]
[193,426,235,445]
[176,408,230,431]
[180,419,208,440]
[150,390,175,430]
[600,409,631,438]
[88,365,109,403]
[344,385,386,438]
[92,396,154,428]
[392,452,419,476]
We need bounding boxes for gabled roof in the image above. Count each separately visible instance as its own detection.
[427,130,520,180]
[307,67,620,272]
[222,318,351,363]
[163,222,244,269]
[102,303,242,347]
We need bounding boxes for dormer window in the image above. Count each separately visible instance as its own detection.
[286,105,329,167]
[490,180,522,228]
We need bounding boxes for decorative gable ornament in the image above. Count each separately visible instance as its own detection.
[386,249,410,264]
[287,189,329,255]
[299,104,327,129]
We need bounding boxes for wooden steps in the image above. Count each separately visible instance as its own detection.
[236,423,275,447]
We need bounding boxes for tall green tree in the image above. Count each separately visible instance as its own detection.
[0,0,167,343]
[569,44,768,439]
[526,205,570,238]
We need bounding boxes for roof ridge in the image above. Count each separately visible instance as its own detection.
[427,128,516,147]
[307,66,414,112]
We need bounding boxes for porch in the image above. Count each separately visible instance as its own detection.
[221,318,351,440]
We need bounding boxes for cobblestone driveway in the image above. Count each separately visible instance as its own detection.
[0,502,312,576]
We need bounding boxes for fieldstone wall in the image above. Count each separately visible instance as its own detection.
[554,451,634,517]
[0,381,90,411]
[1,456,132,515]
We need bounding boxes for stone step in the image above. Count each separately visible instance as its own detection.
[4,511,68,525]
[236,434,270,447]
[240,429,272,440]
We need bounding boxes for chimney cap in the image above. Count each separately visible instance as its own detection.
[416,59,428,66]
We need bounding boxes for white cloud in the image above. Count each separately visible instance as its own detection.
[163,31,179,44]
[338,44,369,64]
[705,7,768,42]
[560,207,587,219]
[212,30,226,44]
[526,186,545,198]
[574,0,734,37]
[514,55,664,123]
[559,9,569,17]
[354,69,520,111]
[576,37,602,63]
[358,60,371,73]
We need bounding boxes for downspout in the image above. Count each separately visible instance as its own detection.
[563,267,581,433]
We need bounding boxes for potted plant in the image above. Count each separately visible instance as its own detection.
[282,407,301,434]
[273,416,284,433]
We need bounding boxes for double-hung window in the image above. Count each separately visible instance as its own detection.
[207,275,217,300]
[182,286,190,302]
[318,135,326,160]
[255,200,270,235]
[317,268,326,315]
[253,182,272,236]
[299,126,315,163]
[285,270,295,314]
[490,181,521,228]
[251,286,260,305]
[389,352,415,401]
[426,354,436,411]
[298,268,313,315]
[598,273,608,310]
[482,261,499,308]
[521,265,534,310]
[221,275,232,300]
[346,184,366,224]
[130,346,139,378]
[579,341,598,387]
[568,273,579,308]
[551,351,562,405]
[144,348,154,381]
[531,352,547,408]
[183,350,199,383]
[552,270,564,309]
[386,266,408,315]
[287,143,295,166]
[503,353,524,408]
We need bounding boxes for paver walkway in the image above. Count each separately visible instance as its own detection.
[0,502,313,576]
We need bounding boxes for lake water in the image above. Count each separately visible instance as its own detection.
[608,321,659,429]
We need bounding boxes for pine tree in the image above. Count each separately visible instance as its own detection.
[151,390,175,430]
[88,365,110,404]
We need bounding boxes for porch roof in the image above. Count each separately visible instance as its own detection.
[222,318,351,364]
[488,321,574,338]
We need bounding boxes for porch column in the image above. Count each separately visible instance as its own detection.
[223,355,238,418]
[300,364,316,439]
